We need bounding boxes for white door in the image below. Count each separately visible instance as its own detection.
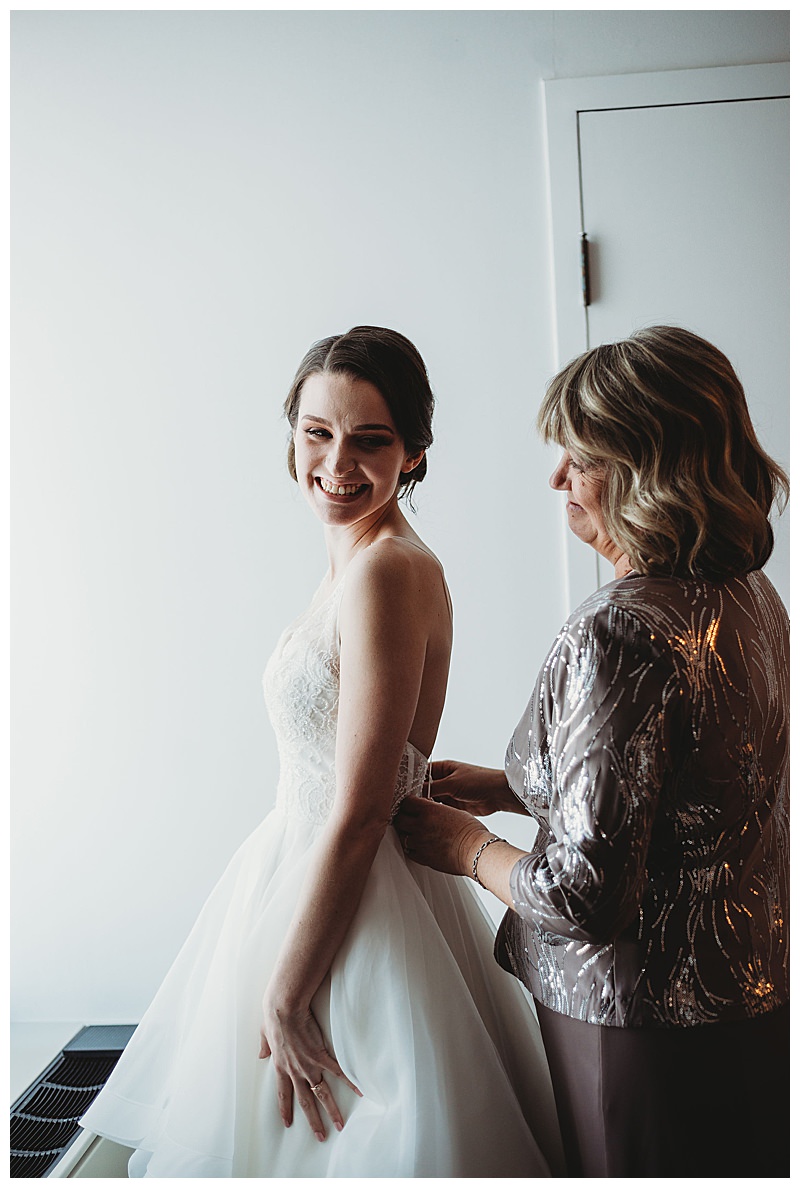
[544,65,789,607]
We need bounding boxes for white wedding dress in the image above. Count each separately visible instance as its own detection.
[80,577,563,1177]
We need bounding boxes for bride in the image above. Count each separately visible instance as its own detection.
[80,326,563,1177]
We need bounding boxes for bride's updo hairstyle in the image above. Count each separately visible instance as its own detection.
[284,326,434,504]
[537,325,789,579]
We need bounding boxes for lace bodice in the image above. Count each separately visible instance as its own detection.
[263,577,429,825]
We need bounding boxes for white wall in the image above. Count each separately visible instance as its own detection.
[11,10,789,1022]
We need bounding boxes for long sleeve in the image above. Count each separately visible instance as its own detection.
[509,603,680,943]
[495,571,789,1028]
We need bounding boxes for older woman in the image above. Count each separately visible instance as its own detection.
[395,326,789,1178]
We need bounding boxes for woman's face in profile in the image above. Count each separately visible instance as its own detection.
[549,449,619,564]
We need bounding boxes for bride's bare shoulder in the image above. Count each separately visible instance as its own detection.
[355,535,442,580]
[341,536,447,613]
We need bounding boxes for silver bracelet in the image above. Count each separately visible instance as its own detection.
[472,835,506,889]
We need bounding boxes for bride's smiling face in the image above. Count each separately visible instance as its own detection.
[294,372,423,527]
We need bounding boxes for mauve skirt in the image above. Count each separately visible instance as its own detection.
[536,1000,789,1177]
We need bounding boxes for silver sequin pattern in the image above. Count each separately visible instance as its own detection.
[496,571,789,1028]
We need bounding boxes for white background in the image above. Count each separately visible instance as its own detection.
[11,10,789,1023]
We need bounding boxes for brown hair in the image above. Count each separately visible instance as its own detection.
[284,326,434,503]
[537,325,788,579]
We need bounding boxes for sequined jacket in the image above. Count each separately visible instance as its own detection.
[495,570,789,1027]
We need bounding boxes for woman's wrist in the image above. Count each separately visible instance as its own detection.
[474,767,519,814]
[471,834,508,888]
[457,824,493,878]
[465,834,523,909]
[488,770,529,815]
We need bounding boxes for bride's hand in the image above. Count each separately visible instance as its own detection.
[394,796,490,876]
[259,992,362,1140]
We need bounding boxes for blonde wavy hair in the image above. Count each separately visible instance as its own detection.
[537,326,789,579]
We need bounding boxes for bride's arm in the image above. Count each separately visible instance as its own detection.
[259,542,437,1139]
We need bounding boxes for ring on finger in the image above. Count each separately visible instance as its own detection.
[309,1078,324,1094]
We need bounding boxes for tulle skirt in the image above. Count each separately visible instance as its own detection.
[80,808,564,1177]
